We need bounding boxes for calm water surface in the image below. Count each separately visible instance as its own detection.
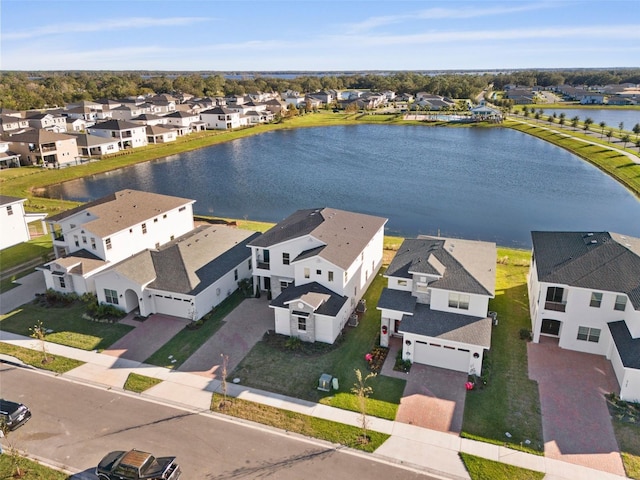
[45,125,640,247]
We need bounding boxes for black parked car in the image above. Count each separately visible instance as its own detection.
[0,399,32,431]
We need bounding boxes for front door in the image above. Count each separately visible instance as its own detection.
[541,319,561,336]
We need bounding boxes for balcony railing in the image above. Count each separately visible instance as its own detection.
[544,301,566,312]
[257,261,270,270]
[53,234,65,242]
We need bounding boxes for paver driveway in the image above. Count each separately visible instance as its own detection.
[528,337,625,476]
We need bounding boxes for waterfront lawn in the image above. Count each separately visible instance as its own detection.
[0,342,84,373]
[461,248,544,454]
[0,302,133,351]
[230,268,406,420]
[0,235,52,271]
[144,291,243,368]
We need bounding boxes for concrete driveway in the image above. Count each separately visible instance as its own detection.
[381,337,467,433]
[528,337,625,476]
[177,297,273,378]
[0,271,46,314]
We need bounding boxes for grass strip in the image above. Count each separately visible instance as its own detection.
[0,342,84,373]
[459,452,544,480]
[0,454,70,480]
[123,372,162,393]
[210,393,389,453]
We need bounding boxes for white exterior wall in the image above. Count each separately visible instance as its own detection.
[314,303,351,344]
[95,270,147,315]
[387,276,413,292]
[429,288,489,318]
[0,200,30,249]
[294,257,343,293]
[193,258,252,320]
[401,331,484,374]
[273,307,292,336]
[200,112,242,130]
[89,126,148,148]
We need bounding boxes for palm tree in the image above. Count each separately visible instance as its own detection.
[622,134,631,148]
[633,123,640,141]
[584,117,593,132]
[607,130,613,143]
[571,116,580,129]
[619,122,624,133]
[559,113,566,128]
[599,121,606,137]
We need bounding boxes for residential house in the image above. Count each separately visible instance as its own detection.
[377,236,496,374]
[130,114,167,126]
[0,114,30,135]
[92,225,259,320]
[65,117,88,133]
[200,107,242,130]
[247,208,387,344]
[109,104,148,121]
[146,125,177,144]
[88,120,148,149]
[163,111,205,132]
[64,105,100,123]
[470,104,503,121]
[25,112,67,132]
[7,129,79,167]
[527,231,640,402]
[40,189,195,295]
[0,141,21,168]
[0,196,47,250]
[73,133,120,158]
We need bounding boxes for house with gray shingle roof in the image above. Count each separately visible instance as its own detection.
[377,236,496,374]
[40,189,195,296]
[88,119,148,149]
[528,231,640,402]
[248,208,387,344]
[92,225,259,320]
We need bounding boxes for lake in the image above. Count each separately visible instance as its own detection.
[44,125,640,248]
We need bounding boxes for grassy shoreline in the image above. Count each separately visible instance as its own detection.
[2,111,637,219]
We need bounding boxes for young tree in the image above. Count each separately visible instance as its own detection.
[584,117,593,131]
[622,134,631,149]
[633,123,640,141]
[599,121,606,137]
[571,116,580,129]
[607,130,614,143]
[559,113,566,128]
[220,353,230,407]
[29,321,49,364]
[619,122,625,133]
[351,368,376,444]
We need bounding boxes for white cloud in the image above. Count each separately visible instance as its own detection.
[2,16,210,40]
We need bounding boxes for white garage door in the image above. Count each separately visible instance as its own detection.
[153,294,190,318]
[414,340,470,372]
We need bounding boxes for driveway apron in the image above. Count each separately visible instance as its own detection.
[382,337,467,433]
[177,297,272,378]
[528,337,625,476]
[103,314,189,362]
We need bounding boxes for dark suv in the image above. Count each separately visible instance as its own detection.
[0,399,32,431]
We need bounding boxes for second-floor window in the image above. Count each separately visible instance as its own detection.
[304,268,310,279]
[328,271,334,282]
[545,286,566,311]
[6,205,13,216]
[448,292,470,310]
[614,295,627,311]
[142,223,147,234]
[234,269,238,281]
[105,238,112,250]
[590,292,603,308]
[90,238,96,250]
[74,235,79,247]
[282,253,290,265]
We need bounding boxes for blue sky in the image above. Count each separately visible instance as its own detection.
[1,0,639,71]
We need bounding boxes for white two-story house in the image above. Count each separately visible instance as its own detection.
[0,196,47,250]
[528,231,640,402]
[41,189,195,295]
[377,236,496,374]
[88,119,148,149]
[200,107,242,130]
[247,208,387,344]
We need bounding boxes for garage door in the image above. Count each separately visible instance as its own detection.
[414,340,470,372]
[153,294,190,318]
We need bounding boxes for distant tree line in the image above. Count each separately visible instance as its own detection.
[0,68,639,111]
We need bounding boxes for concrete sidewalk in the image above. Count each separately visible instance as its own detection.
[0,331,627,480]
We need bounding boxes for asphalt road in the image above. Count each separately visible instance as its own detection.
[0,364,440,479]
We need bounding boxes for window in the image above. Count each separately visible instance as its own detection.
[105,238,112,250]
[546,286,564,303]
[179,206,186,212]
[448,292,470,310]
[304,268,310,279]
[234,269,238,281]
[328,271,334,282]
[141,223,147,234]
[248,258,252,269]
[58,277,66,289]
[589,292,603,308]
[163,214,167,219]
[74,235,79,247]
[6,205,13,216]
[104,289,118,305]
[82,235,87,244]
[298,316,307,331]
[398,279,408,286]
[154,218,158,223]
[280,280,291,290]
[282,253,290,265]
[344,271,348,282]
[90,238,96,250]
[614,295,627,311]
[315,269,320,276]
[577,326,601,343]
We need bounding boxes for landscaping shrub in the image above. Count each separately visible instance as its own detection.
[36,289,79,307]
[285,336,302,351]
[519,328,532,341]
[393,349,411,373]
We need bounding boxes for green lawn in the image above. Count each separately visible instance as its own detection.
[210,393,389,453]
[0,342,84,373]
[0,235,52,271]
[461,248,544,454]
[459,453,544,480]
[0,302,133,351]
[144,291,244,368]
[123,372,162,393]
[230,270,406,420]
[610,417,640,479]
[0,454,70,480]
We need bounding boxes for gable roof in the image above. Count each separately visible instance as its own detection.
[0,195,26,207]
[532,231,640,309]
[47,189,194,237]
[89,119,144,131]
[108,225,258,295]
[8,129,75,144]
[247,208,387,270]
[386,236,496,296]
[270,281,348,317]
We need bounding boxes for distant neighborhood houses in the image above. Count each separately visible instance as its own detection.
[503,82,640,105]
